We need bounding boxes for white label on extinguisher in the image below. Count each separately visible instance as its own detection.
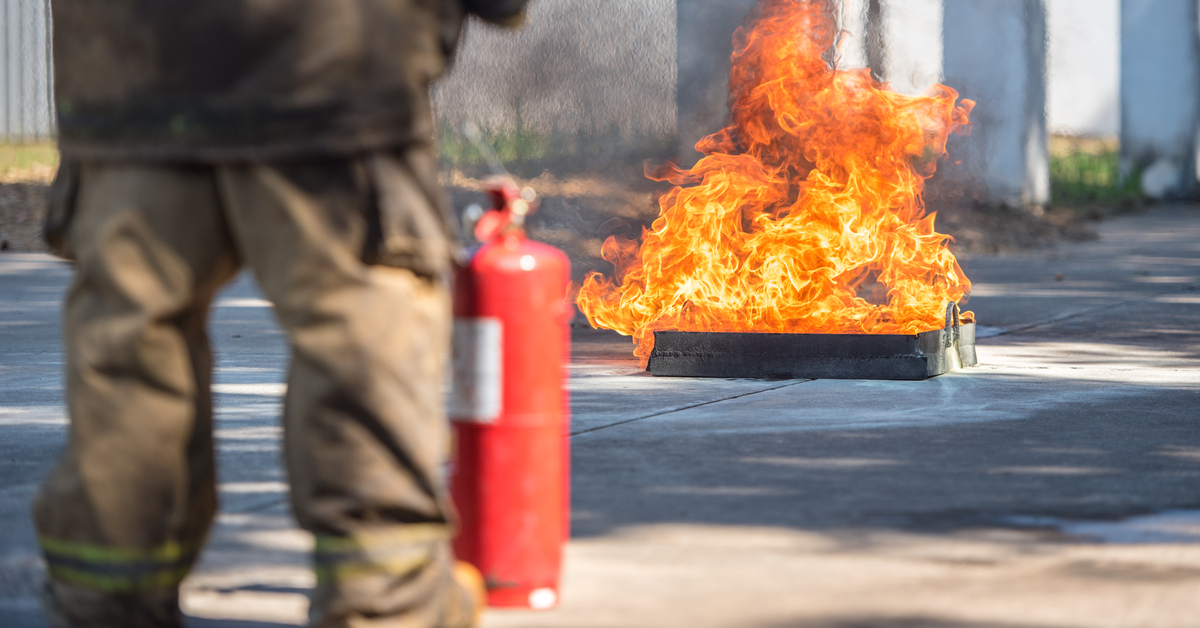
[450,317,502,423]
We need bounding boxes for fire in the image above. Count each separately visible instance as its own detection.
[576,0,975,365]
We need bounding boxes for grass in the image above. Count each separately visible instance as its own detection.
[0,142,58,183]
[1049,135,1140,208]
[0,135,1141,208]
[0,142,58,170]
[438,121,675,178]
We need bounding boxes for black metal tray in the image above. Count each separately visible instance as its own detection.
[646,304,977,380]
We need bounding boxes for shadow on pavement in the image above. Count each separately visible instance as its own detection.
[763,617,1060,628]
[569,372,1200,538]
[567,280,1200,540]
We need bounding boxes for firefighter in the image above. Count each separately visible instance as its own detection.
[33,1,531,626]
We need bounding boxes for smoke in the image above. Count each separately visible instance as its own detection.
[434,0,677,137]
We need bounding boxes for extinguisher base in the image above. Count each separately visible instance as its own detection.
[487,584,560,610]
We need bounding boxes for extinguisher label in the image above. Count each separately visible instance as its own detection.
[450,317,503,423]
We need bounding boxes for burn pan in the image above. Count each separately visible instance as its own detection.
[646,303,977,381]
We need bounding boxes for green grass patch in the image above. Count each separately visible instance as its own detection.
[1049,136,1140,208]
[438,121,674,178]
[0,142,58,173]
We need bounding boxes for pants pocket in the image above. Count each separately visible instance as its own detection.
[367,150,457,279]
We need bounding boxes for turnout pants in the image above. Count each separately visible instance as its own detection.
[32,149,474,627]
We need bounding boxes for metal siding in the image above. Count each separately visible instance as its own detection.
[0,0,53,142]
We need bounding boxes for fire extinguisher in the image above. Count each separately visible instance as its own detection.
[449,175,571,610]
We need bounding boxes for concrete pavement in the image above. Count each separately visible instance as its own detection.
[1,205,1198,627]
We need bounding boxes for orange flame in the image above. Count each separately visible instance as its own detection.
[576,0,975,365]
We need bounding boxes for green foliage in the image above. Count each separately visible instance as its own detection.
[438,120,675,177]
[0,142,58,174]
[1049,138,1140,208]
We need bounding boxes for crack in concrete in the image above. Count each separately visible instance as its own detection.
[570,380,813,437]
[989,282,1200,338]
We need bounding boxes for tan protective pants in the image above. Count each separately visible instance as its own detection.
[32,150,474,628]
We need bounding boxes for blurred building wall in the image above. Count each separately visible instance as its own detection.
[943,0,1050,207]
[871,0,942,96]
[0,0,1138,152]
[0,0,53,143]
[1047,0,1120,138]
[433,0,676,138]
[1120,0,1199,199]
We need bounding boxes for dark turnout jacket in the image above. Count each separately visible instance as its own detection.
[52,0,529,160]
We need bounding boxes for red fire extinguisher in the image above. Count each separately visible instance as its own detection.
[449,176,571,609]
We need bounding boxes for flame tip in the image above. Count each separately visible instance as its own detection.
[577,0,973,346]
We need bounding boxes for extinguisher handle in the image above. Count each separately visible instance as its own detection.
[475,177,539,242]
[488,177,522,211]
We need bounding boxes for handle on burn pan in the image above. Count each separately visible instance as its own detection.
[943,302,961,351]
[944,301,979,369]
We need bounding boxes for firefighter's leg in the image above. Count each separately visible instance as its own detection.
[215,150,475,628]
[32,163,239,628]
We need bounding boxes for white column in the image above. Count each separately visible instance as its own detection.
[1120,0,1200,199]
[1047,0,1120,138]
[0,0,55,141]
[942,0,1050,207]
[875,0,943,96]
[838,0,871,70]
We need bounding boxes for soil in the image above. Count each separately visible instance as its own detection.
[0,165,1108,269]
[0,164,53,253]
